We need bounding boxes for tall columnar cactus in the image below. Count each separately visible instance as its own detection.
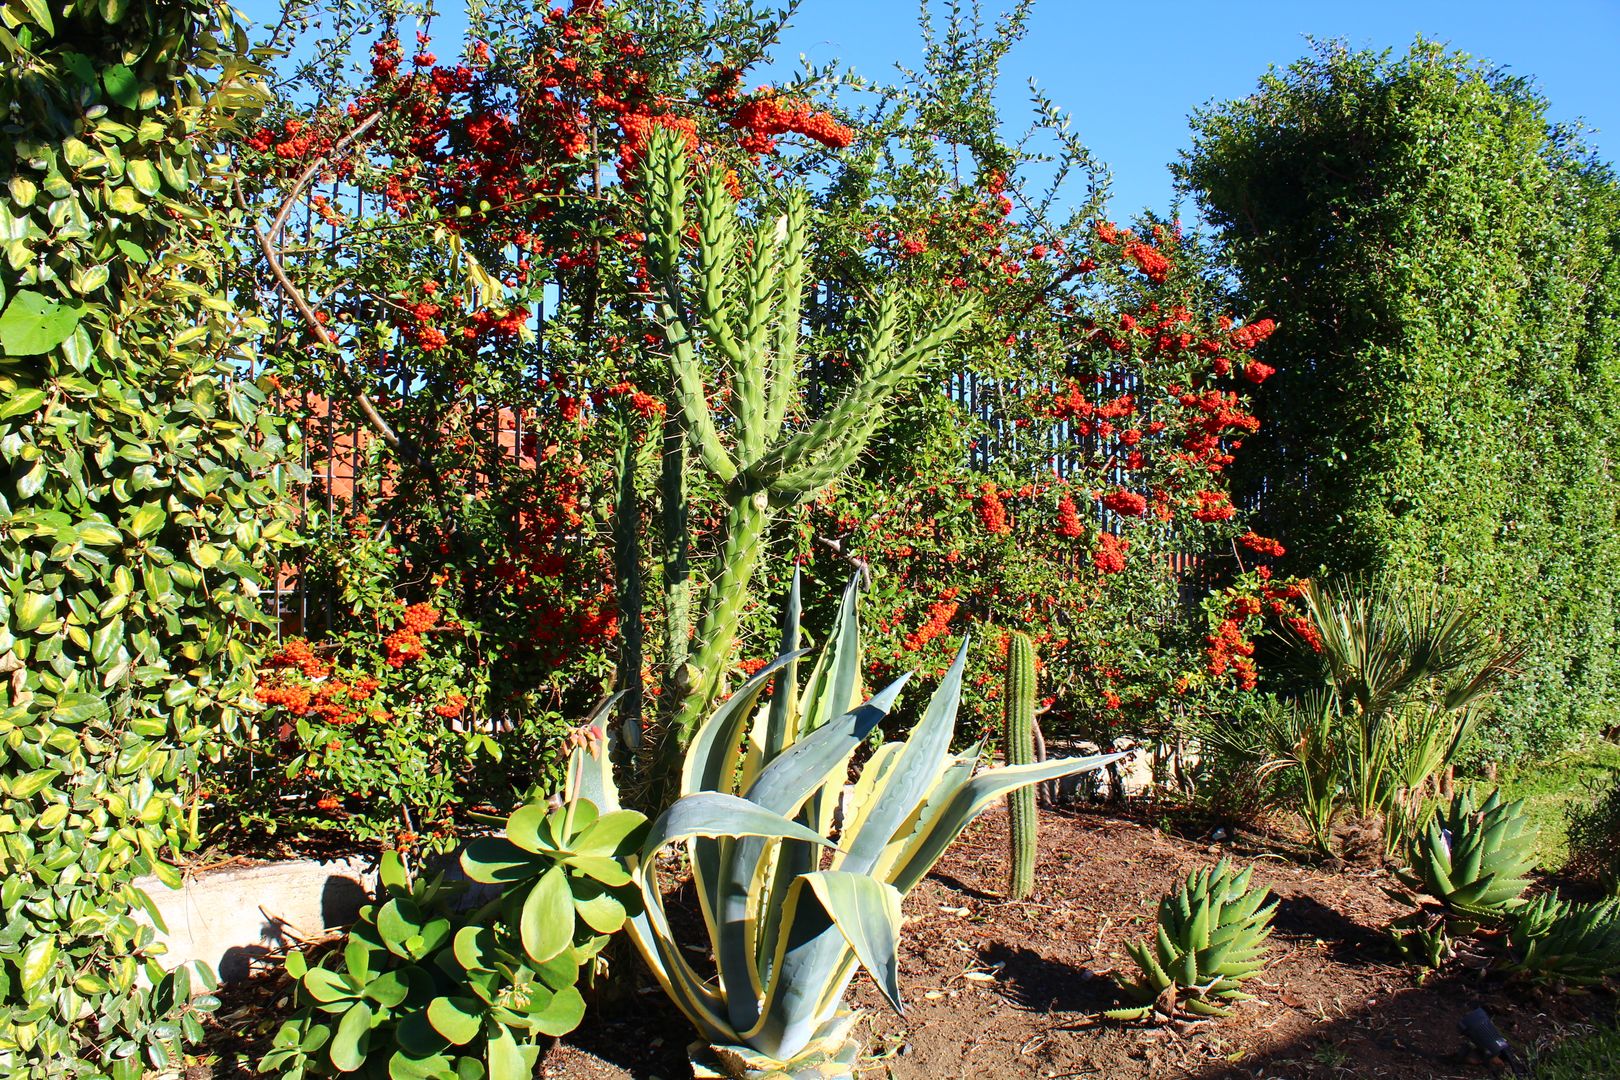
[639,130,976,791]
[1005,631,1039,901]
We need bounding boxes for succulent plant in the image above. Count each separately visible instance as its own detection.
[638,129,976,793]
[571,573,1123,1078]
[1393,788,1538,926]
[260,785,646,1080]
[1004,630,1039,901]
[1107,860,1277,1022]
[1500,894,1620,986]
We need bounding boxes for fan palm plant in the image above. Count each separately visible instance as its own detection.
[1268,576,1521,853]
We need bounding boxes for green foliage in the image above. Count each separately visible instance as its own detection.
[262,789,645,1079]
[0,0,298,1074]
[1501,894,1620,987]
[1106,859,1276,1022]
[576,573,1120,1077]
[221,522,535,853]
[1530,1019,1620,1079]
[1180,38,1620,758]
[1564,767,1620,891]
[1004,631,1037,901]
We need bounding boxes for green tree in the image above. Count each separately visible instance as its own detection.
[0,1,299,1073]
[1178,39,1620,757]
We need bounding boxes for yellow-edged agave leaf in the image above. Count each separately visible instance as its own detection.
[836,640,968,875]
[800,872,904,1012]
[760,571,807,765]
[715,677,908,1032]
[891,754,1126,895]
[685,647,811,948]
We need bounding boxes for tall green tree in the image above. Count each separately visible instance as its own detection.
[1178,39,1620,757]
[0,1,299,1073]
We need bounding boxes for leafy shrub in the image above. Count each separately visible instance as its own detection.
[1182,39,1620,759]
[1564,769,1620,891]
[222,523,517,852]
[1107,859,1277,1022]
[262,776,644,1079]
[0,1,298,1074]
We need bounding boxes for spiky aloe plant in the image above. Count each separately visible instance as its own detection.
[1500,894,1620,986]
[639,130,977,789]
[1004,631,1038,901]
[1393,788,1538,927]
[569,574,1122,1078]
[1106,860,1277,1022]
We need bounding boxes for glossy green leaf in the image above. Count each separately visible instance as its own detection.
[519,865,573,964]
[0,291,84,356]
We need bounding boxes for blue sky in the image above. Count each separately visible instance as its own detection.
[763,0,1619,218]
[241,0,1619,220]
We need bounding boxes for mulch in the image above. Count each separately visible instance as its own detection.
[205,804,1620,1079]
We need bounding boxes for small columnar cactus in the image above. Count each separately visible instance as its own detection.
[1004,631,1038,901]
[1107,860,1276,1022]
[1394,788,1538,926]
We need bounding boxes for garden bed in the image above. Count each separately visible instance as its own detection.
[202,804,1617,1078]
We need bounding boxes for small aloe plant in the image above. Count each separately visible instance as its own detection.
[1106,860,1276,1022]
[1500,894,1620,986]
[570,574,1122,1078]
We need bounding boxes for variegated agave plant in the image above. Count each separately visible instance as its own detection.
[571,576,1123,1078]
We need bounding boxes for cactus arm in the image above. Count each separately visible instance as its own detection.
[659,409,692,683]
[755,292,900,488]
[1005,632,1038,901]
[695,166,745,374]
[764,295,977,498]
[764,193,809,436]
[612,424,645,747]
[661,308,738,485]
[735,221,781,462]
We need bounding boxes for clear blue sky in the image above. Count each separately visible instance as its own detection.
[243,0,1619,219]
[764,0,1619,218]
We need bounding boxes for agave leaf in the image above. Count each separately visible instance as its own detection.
[642,792,832,859]
[796,577,863,739]
[761,570,805,764]
[801,872,905,1012]
[891,754,1125,894]
[684,648,810,798]
[836,639,969,876]
[717,680,908,1031]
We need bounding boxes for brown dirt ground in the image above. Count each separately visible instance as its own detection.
[205,804,1620,1079]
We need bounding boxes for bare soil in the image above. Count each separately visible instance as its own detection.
[206,804,1620,1079]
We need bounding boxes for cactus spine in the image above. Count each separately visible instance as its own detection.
[639,129,976,797]
[1005,631,1038,900]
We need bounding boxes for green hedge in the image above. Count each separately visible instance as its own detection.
[1179,40,1620,758]
[0,2,299,1074]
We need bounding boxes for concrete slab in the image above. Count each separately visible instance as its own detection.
[133,856,376,983]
